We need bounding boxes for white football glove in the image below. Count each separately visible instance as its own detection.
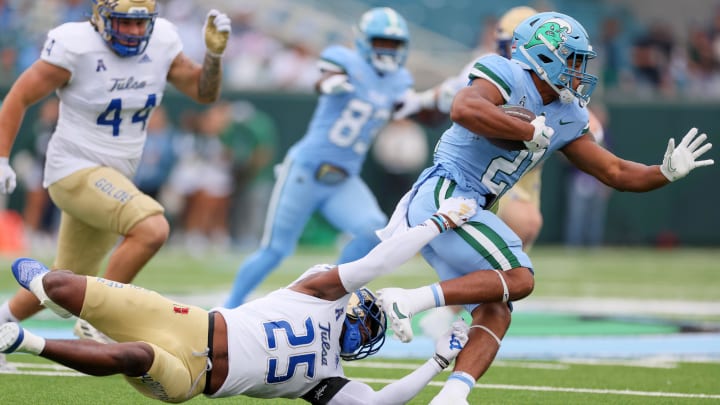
[432,320,469,369]
[525,115,554,152]
[660,127,714,182]
[436,196,477,228]
[203,9,231,57]
[393,89,436,120]
[319,74,355,95]
[436,79,460,114]
[0,157,16,194]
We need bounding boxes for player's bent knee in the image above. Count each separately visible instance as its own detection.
[43,270,79,302]
[506,267,534,300]
[471,302,512,330]
[128,214,170,249]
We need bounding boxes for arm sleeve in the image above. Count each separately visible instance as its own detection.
[327,359,443,405]
[337,220,440,292]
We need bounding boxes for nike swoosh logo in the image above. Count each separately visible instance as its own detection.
[392,303,408,319]
[559,120,574,125]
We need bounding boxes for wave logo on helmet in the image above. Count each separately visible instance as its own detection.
[525,18,571,51]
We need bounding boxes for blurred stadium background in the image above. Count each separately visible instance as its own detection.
[0,0,720,357]
[1,0,719,248]
[0,0,719,387]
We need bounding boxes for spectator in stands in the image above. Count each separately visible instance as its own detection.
[14,97,60,251]
[133,105,178,200]
[631,21,676,95]
[564,104,613,247]
[222,100,278,250]
[168,103,236,255]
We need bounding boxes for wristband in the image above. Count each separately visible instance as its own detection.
[432,353,450,369]
[206,50,223,58]
[428,214,451,233]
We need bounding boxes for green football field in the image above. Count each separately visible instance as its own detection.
[0,245,719,404]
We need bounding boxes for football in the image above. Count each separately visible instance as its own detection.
[487,104,536,151]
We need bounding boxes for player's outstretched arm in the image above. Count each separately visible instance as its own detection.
[563,128,713,192]
[0,60,70,193]
[323,321,469,404]
[292,197,477,300]
[168,9,231,103]
[336,196,476,293]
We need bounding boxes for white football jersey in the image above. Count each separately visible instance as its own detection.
[40,18,182,187]
[211,280,349,399]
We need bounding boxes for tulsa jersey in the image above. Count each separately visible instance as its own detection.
[40,19,182,187]
[211,266,349,399]
[289,45,413,175]
[430,54,589,201]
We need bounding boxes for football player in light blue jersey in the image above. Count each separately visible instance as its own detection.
[373,11,714,404]
[225,7,414,307]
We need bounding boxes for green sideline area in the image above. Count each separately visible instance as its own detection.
[11,310,684,338]
[451,312,682,336]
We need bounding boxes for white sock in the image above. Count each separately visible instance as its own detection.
[17,327,45,355]
[406,283,446,315]
[437,371,474,400]
[0,302,19,323]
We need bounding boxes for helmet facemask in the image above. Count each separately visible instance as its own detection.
[340,288,387,361]
[91,0,158,57]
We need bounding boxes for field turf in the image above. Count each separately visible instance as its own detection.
[0,245,718,404]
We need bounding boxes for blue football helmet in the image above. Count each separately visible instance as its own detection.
[354,7,410,73]
[91,0,158,57]
[511,11,598,104]
[340,288,387,361]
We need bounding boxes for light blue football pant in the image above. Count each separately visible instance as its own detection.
[407,175,533,314]
[225,157,386,307]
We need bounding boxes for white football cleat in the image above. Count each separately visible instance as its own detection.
[1,322,44,356]
[377,288,415,343]
[74,319,115,344]
[0,323,24,354]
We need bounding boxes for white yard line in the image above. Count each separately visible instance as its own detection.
[357,378,720,399]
